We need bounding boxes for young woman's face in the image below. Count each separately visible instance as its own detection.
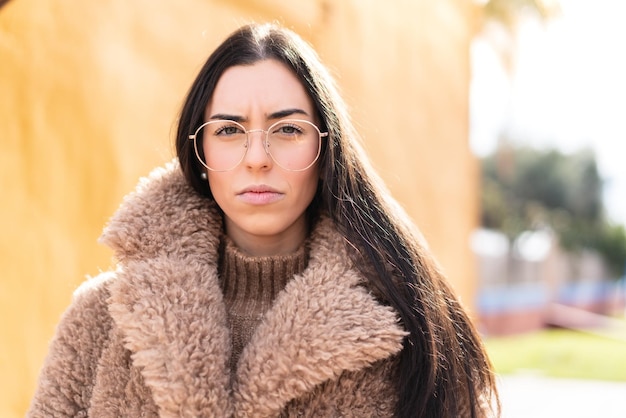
[205,59,321,256]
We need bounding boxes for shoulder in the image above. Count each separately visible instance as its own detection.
[70,271,115,313]
[55,272,117,343]
[28,272,118,416]
[73,270,115,300]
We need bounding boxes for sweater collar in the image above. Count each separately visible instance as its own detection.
[103,161,407,417]
[218,235,309,312]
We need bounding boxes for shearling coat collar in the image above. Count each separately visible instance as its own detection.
[99,161,407,417]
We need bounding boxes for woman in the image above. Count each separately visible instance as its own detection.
[28,23,499,417]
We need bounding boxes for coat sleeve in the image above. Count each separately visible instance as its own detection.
[26,273,114,418]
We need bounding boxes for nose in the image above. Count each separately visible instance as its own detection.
[243,129,271,169]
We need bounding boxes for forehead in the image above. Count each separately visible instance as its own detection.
[207,59,314,117]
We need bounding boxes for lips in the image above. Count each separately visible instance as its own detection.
[237,185,284,205]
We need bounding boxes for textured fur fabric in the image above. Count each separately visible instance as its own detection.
[28,161,408,417]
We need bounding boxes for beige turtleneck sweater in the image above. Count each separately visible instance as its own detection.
[218,237,309,370]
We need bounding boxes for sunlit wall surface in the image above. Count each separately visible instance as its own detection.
[0,1,479,415]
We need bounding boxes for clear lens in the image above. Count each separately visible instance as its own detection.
[203,120,248,171]
[191,119,323,171]
[266,120,321,171]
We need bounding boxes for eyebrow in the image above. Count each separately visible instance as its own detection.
[208,113,246,122]
[268,108,309,120]
[208,108,310,122]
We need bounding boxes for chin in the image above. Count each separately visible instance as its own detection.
[229,212,307,240]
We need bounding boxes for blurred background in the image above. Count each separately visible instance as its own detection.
[1,0,624,417]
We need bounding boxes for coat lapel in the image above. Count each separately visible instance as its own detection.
[108,258,233,417]
[233,218,408,417]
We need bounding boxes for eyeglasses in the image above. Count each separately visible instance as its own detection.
[189,119,328,172]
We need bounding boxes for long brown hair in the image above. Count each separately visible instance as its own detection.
[175,23,499,417]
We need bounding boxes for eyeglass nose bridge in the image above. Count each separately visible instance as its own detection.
[243,128,271,153]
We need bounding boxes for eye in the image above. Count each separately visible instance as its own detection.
[273,123,304,136]
[215,124,244,136]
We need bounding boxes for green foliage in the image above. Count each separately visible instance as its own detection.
[594,224,626,277]
[480,143,626,277]
[482,0,559,27]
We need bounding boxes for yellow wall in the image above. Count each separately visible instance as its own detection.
[0,0,478,415]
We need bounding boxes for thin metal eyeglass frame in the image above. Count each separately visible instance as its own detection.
[188,119,328,172]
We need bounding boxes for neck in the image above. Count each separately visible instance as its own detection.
[224,217,309,256]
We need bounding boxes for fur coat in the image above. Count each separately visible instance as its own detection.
[27,162,408,417]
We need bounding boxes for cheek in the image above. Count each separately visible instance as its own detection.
[293,170,320,206]
[206,174,229,205]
